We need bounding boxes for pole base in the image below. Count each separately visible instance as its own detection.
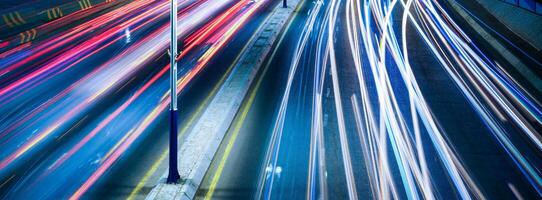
[166,171,180,184]
[167,109,180,184]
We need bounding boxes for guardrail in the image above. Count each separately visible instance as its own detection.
[500,0,542,15]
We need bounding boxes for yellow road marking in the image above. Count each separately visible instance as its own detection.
[1,12,25,27]
[19,32,25,44]
[24,31,32,42]
[203,75,258,200]
[126,66,231,199]
[203,3,301,198]
[103,129,134,163]
[53,8,58,18]
[78,1,85,10]
[126,31,254,200]
[79,0,91,10]
[31,29,37,40]
[47,9,52,20]
[127,2,302,198]
[203,48,266,200]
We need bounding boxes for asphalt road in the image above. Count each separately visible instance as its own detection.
[0,0,276,199]
[1,0,542,199]
[198,0,542,199]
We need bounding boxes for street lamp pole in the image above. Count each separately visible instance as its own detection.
[167,0,180,184]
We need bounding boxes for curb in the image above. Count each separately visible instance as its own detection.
[145,0,303,200]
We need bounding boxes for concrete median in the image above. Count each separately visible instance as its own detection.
[144,0,302,200]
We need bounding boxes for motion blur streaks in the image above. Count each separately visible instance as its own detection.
[0,0,270,198]
[200,0,542,199]
[2,0,542,199]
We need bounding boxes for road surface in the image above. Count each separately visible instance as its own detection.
[197,0,542,199]
[1,0,542,199]
[0,0,277,199]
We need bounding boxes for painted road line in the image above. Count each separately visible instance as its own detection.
[205,10,298,200]
[127,28,255,200]
[146,1,302,199]
[203,1,302,198]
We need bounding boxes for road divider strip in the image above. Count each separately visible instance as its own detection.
[145,1,303,200]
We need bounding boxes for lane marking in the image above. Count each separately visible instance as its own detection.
[126,20,259,199]
[130,1,300,198]
[204,3,301,198]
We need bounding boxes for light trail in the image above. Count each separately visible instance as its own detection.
[0,0,230,171]
[0,0,271,198]
[256,0,323,198]
[258,0,542,199]
[341,0,541,198]
[2,0,541,198]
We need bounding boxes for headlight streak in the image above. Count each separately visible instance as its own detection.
[0,0,270,198]
[451,2,542,69]
[0,0,198,139]
[341,0,542,199]
[1,0,541,198]
[0,0,174,98]
[0,0,233,172]
[346,1,400,199]
[326,0,359,199]
[256,1,324,198]
[70,0,269,198]
[408,0,542,195]
[307,1,329,199]
[258,0,538,198]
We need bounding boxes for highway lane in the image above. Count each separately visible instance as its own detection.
[199,0,542,199]
[91,1,279,199]
[198,0,361,198]
[0,0,275,199]
[341,0,541,198]
[2,0,541,199]
[197,0,319,198]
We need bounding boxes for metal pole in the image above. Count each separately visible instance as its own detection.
[283,0,287,8]
[167,0,180,184]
